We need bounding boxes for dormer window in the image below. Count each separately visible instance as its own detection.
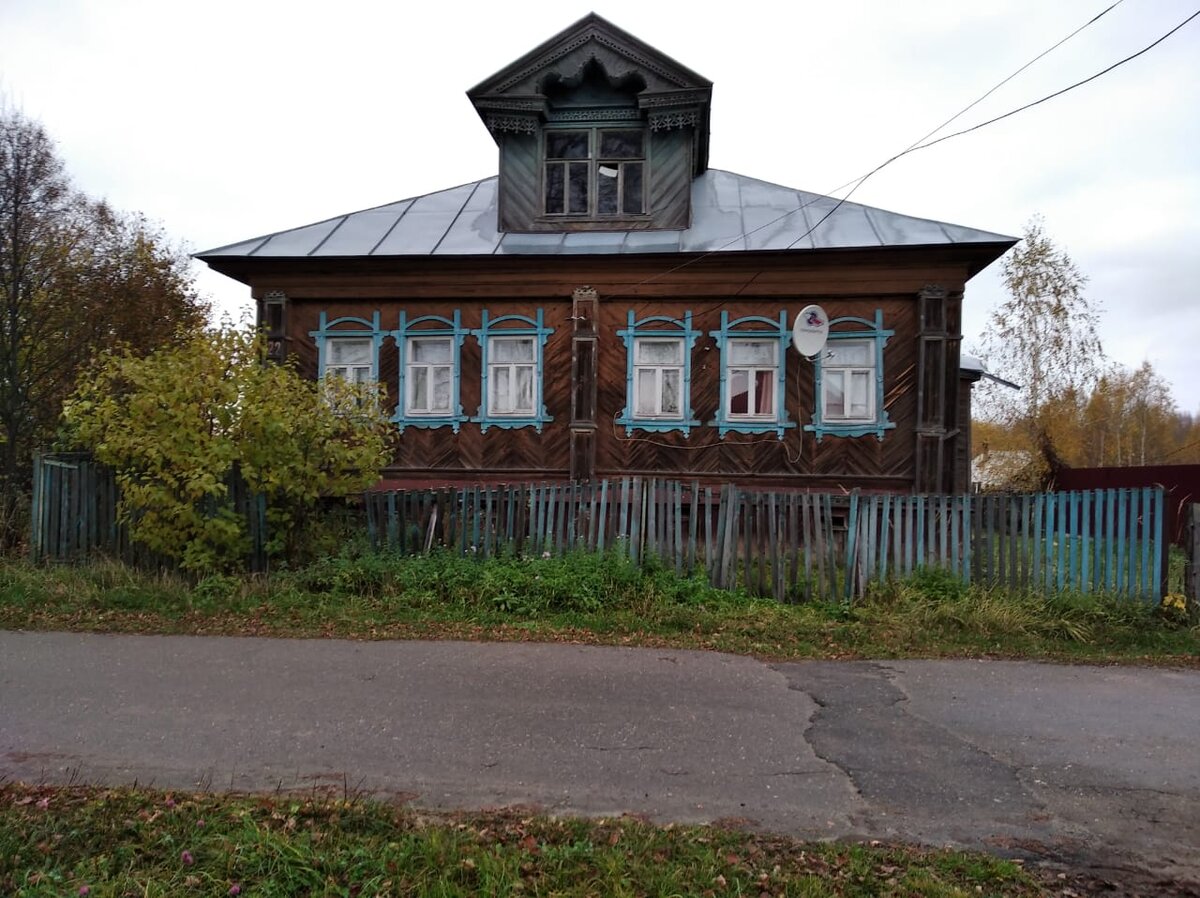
[544,128,645,217]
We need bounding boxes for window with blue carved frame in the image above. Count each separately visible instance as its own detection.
[393,311,468,432]
[471,310,553,433]
[615,311,700,435]
[311,311,386,382]
[709,311,795,439]
[310,311,387,412]
[804,309,896,441]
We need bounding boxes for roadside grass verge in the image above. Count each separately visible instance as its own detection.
[0,783,1045,897]
[1,550,1196,664]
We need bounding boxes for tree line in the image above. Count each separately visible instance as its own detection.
[1,105,207,545]
[972,217,1197,489]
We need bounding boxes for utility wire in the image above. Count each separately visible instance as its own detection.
[603,1,1189,297]
[818,0,1127,207]
[784,4,1200,250]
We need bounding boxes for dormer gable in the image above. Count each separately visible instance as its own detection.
[468,13,712,233]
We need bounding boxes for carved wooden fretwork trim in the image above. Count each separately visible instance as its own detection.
[918,284,948,300]
[649,109,699,131]
[638,90,710,108]
[494,28,693,93]
[547,107,641,122]
[477,97,545,112]
[592,33,690,86]
[263,290,287,302]
[487,114,539,134]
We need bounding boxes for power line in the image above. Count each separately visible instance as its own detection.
[616,1,1131,292]
[601,1,1189,299]
[785,5,1200,250]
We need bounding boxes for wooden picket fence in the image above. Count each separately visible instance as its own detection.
[364,479,1168,603]
[30,453,269,571]
[31,453,1167,602]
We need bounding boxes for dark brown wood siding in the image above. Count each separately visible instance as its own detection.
[246,248,991,490]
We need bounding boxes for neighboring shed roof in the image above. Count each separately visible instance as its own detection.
[196,169,1015,262]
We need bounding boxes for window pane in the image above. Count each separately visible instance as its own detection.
[597,165,618,214]
[515,365,534,413]
[662,369,681,415]
[411,337,451,363]
[568,162,588,213]
[849,371,871,418]
[729,340,776,365]
[622,162,643,214]
[409,367,428,411]
[329,338,371,365]
[545,164,564,214]
[828,341,871,367]
[432,366,452,412]
[729,369,749,415]
[754,370,774,415]
[600,130,643,158]
[546,131,588,159]
[491,366,511,414]
[825,371,846,418]
[492,337,534,362]
[635,368,657,416]
[635,338,682,365]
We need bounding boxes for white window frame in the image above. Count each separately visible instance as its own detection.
[726,338,779,421]
[632,336,684,420]
[821,338,876,423]
[487,335,537,417]
[323,336,375,385]
[405,335,455,417]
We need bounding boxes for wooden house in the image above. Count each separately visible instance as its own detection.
[198,14,1015,494]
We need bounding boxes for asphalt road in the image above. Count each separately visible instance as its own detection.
[2,632,1197,885]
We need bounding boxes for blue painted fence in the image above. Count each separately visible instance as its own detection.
[364,480,1168,604]
[30,453,1166,602]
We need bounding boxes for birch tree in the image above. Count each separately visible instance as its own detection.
[977,217,1104,479]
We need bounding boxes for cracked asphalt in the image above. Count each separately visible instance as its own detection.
[2,632,1197,885]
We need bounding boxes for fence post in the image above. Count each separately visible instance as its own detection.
[1186,503,1199,623]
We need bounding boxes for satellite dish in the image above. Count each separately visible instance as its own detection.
[792,304,830,358]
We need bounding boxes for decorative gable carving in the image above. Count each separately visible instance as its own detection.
[469,14,711,234]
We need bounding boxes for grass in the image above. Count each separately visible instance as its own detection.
[0,783,1049,897]
[1,548,1196,665]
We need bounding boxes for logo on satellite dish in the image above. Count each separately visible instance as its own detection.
[792,304,830,359]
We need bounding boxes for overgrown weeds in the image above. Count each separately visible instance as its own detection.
[0,783,1046,897]
[1,551,1195,664]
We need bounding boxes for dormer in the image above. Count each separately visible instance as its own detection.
[468,13,712,233]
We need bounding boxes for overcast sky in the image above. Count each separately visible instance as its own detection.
[3,0,1197,412]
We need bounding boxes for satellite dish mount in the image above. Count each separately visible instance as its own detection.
[792,304,830,359]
